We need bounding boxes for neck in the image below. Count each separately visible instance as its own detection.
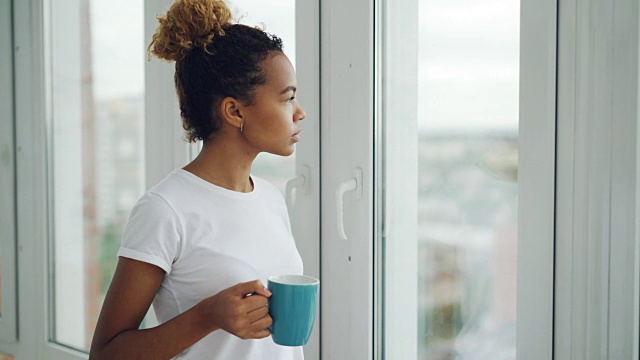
[183,131,258,193]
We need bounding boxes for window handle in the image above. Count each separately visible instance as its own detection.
[336,168,363,240]
[285,165,311,211]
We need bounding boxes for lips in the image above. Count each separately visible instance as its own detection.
[292,129,302,140]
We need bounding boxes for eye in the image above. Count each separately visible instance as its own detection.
[286,95,296,103]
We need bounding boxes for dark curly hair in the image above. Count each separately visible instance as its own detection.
[147,0,284,142]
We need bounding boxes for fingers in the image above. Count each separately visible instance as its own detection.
[218,280,274,340]
[243,292,268,308]
[252,328,272,339]
[233,313,272,340]
[246,304,269,323]
[232,280,271,298]
[253,286,272,298]
[250,312,272,328]
[249,315,273,339]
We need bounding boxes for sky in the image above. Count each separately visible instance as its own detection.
[418,0,520,132]
[90,0,145,100]
[90,0,519,132]
[90,0,295,101]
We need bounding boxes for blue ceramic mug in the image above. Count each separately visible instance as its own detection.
[267,275,319,346]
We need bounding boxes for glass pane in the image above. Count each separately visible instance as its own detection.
[49,0,145,352]
[227,0,297,195]
[417,1,519,358]
[383,0,520,358]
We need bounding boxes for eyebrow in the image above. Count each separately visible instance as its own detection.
[279,86,297,95]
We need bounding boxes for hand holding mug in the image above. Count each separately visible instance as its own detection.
[200,280,273,340]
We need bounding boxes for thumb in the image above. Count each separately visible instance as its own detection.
[233,280,272,298]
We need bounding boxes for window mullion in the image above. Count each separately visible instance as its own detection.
[517,0,557,358]
[320,0,375,358]
[292,0,321,359]
[0,0,18,345]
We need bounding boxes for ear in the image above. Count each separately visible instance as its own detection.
[218,96,244,130]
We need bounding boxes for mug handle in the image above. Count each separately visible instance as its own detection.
[267,296,273,334]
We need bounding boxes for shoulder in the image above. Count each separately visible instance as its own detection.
[141,168,212,210]
[128,191,179,227]
[128,170,194,221]
[147,169,193,198]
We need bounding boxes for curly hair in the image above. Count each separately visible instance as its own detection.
[148,0,284,142]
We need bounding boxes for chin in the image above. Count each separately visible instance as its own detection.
[272,145,295,157]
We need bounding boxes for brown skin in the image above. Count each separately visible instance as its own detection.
[89,52,305,359]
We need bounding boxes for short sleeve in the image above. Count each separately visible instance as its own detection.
[117,192,183,274]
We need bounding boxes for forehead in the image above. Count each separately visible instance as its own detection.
[261,52,297,90]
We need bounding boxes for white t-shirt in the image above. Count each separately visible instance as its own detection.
[117,168,304,360]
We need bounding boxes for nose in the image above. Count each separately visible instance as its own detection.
[296,104,306,121]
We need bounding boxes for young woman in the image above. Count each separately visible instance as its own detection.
[89,0,306,359]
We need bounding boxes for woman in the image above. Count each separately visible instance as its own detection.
[89,0,306,359]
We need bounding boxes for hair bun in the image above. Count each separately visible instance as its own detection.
[148,0,233,62]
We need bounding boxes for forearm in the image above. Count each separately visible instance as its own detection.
[90,302,218,360]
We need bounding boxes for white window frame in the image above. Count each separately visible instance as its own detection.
[292,1,321,358]
[13,0,89,357]
[517,0,557,358]
[11,0,321,358]
[7,0,640,358]
[0,0,18,350]
[375,0,418,359]
[320,0,375,358]
[321,0,559,359]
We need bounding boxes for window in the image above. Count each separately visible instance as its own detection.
[320,0,555,358]
[7,0,638,358]
[388,0,520,357]
[48,0,145,352]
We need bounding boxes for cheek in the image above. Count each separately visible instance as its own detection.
[258,109,291,134]
[255,121,282,140]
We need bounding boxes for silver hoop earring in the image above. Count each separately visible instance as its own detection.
[240,123,244,132]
